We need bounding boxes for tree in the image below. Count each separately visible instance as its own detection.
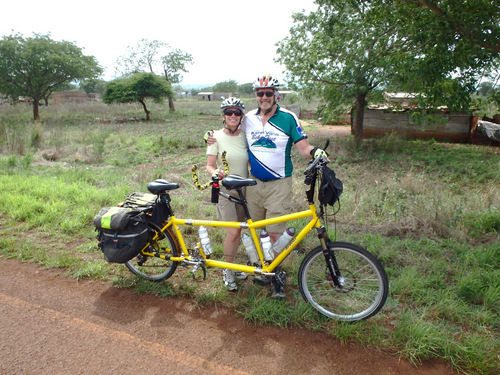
[212,80,238,93]
[388,0,500,110]
[477,81,494,97]
[116,39,193,112]
[277,0,500,141]
[238,83,254,95]
[102,72,173,121]
[80,79,107,95]
[160,48,193,109]
[0,32,102,120]
[277,2,409,141]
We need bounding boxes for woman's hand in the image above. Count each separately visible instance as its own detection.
[212,168,226,180]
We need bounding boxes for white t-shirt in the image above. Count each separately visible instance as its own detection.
[206,129,249,178]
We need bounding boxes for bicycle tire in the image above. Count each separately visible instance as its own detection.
[298,242,388,321]
[125,223,179,281]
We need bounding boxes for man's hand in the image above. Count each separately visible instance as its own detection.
[204,130,216,145]
[310,147,328,159]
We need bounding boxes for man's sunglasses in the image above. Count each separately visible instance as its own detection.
[223,109,243,116]
[256,90,275,97]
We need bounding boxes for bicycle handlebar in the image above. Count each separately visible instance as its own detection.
[303,139,330,175]
[192,151,229,191]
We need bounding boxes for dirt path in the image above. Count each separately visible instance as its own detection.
[303,123,352,138]
[0,257,456,375]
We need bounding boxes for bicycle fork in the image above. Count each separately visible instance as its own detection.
[317,226,344,289]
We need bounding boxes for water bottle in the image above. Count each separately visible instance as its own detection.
[260,229,273,262]
[198,226,213,257]
[242,233,259,265]
[272,227,295,254]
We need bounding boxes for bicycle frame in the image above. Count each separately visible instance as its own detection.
[141,203,324,276]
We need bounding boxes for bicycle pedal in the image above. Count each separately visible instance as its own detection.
[253,274,272,286]
[275,270,287,285]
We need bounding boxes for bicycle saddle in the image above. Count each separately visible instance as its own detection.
[222,175,257,189]
[147,179,180,194]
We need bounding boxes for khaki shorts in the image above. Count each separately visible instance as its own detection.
[217,186,246,222]
[246,176,293,234]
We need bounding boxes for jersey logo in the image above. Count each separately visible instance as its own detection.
[296,123,307,137]
[251,137,277,149]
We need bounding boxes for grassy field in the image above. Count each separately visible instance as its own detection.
[0,99,499,374]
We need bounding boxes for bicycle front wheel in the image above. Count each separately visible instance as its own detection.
[126,224,179,282]
[298,242,388,321]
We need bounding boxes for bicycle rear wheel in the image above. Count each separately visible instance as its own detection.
[298,242,388,321]
[126,224,179,281]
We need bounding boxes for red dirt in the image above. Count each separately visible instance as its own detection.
[0,257,456,375]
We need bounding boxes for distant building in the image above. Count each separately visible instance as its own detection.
[197,92,235,101]
[197,92,214,101]
[383,92,419,108]
[363,107,472,142]
[51,91,89,105]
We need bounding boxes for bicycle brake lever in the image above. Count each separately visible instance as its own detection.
[304,138,330,175]
[304,155,324,175]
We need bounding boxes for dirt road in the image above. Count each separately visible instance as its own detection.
[0,257,456,375]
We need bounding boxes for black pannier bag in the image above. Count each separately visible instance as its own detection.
[93,207,149,263]
[318,166,343,206]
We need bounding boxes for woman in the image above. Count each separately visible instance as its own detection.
[206,97,249,291]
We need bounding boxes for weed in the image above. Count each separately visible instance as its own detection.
[130,278,177,297]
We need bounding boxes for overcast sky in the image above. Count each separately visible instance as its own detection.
[1,0,317,87]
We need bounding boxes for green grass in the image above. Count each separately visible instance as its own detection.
[0,99,499,374]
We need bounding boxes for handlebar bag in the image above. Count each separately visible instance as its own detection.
[318,166,343,206]
[94,207,149,263]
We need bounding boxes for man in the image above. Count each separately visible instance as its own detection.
[206,74,327,300]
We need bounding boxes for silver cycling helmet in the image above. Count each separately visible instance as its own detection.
[252,74,280,90]
[220,97,245,111]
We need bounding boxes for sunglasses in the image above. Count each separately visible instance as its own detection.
[224,109,243,116]
[256,90,275,97]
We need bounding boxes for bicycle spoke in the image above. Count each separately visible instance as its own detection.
[125,225,179,282]
[298,242,388,321]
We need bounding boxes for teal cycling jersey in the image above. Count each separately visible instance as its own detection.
[241,105,307,180]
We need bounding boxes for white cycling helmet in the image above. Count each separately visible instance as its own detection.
[220,97,245,111]
[252,74,280,90]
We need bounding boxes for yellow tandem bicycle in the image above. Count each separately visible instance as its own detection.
[123,148,388,321]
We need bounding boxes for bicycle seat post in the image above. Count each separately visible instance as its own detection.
[236,187,252,220]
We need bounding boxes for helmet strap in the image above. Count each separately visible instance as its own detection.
[223,120,240,134]
[257,100,276,115]
[264,105,275,115]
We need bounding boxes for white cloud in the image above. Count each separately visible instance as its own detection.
[0,0,316,86]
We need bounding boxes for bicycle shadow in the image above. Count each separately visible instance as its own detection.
[92,285,188,329]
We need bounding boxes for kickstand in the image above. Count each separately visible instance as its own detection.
[191,263,207,280]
